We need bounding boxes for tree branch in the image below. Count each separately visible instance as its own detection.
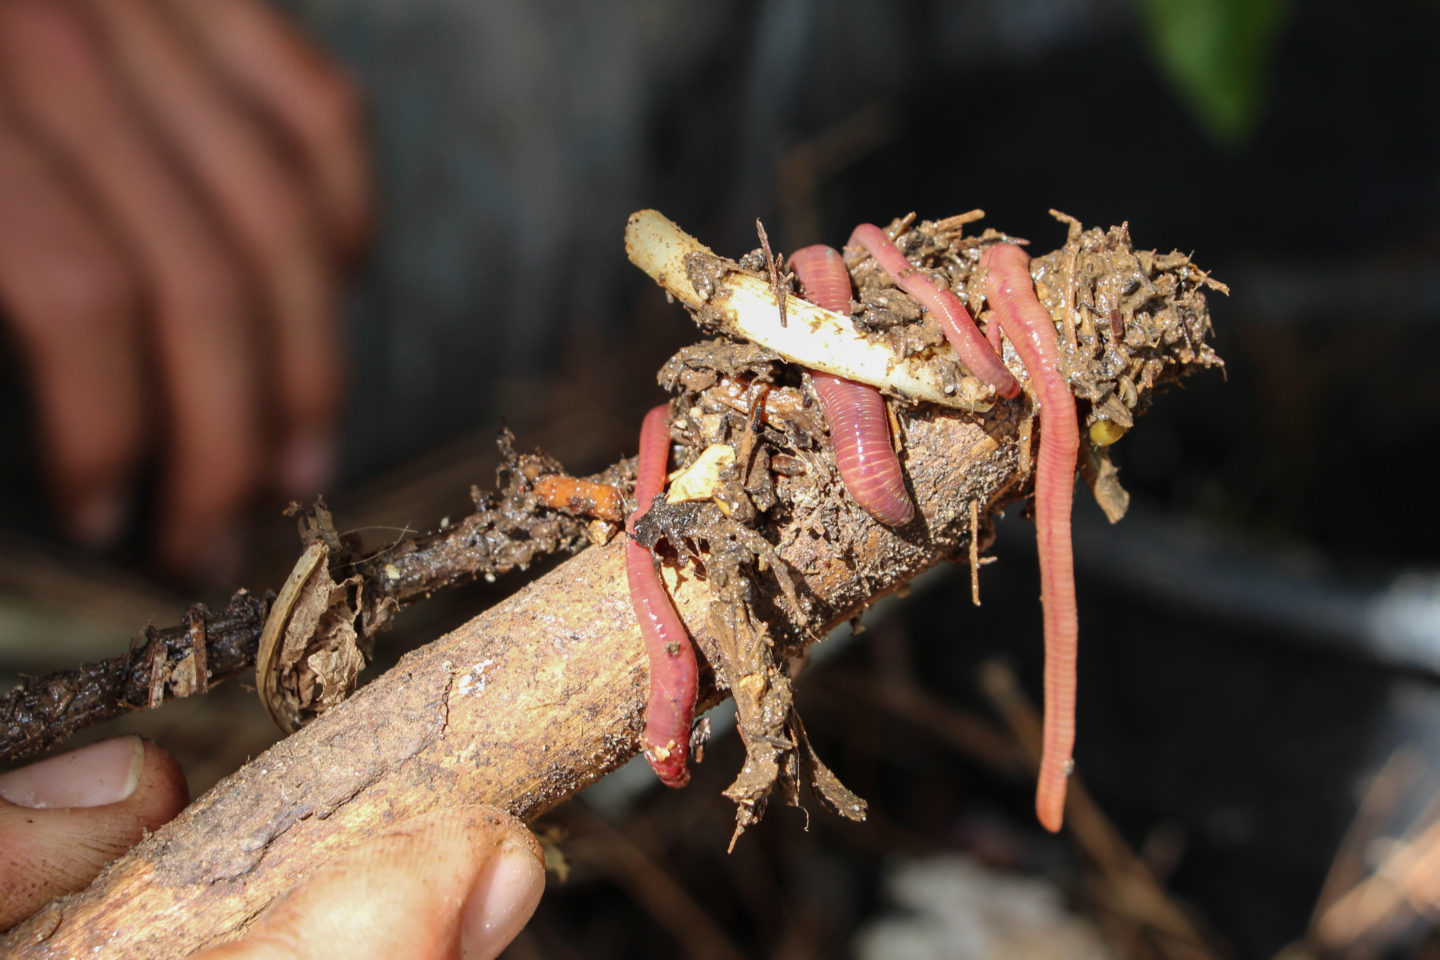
[0,434,604,764]
[2,212,1221,955]
[5,406,1020,957]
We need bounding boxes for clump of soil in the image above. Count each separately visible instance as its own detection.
[637,210,1223,839]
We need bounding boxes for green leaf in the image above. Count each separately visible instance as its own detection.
[1136,0,1291,147]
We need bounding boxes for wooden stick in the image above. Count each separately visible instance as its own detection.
[4,408,1015,957]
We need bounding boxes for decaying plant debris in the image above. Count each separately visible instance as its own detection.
[1,209,1222,957]
[625,208,1223,839]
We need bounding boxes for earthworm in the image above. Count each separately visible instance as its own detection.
[982,243,1080,833]
[847,223,1021,399]
[531,475,625,523]
[789,244,914,526]
[625,404,699,788]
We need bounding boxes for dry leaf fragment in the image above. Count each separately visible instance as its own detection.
[667,444,737,504]
[256,542,369,734]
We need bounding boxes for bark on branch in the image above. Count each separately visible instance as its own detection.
[4,408,1016,957]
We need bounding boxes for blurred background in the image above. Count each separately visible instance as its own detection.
[2,0,1438,956]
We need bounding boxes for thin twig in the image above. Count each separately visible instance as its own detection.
[0,433,611,764]
[757,217,787,329]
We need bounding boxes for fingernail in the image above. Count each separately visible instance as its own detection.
[277,428,336,498]
[0,736,145,809]
[460,839,545,960]
[70,488,127,551]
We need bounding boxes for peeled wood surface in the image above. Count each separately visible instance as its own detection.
[5,409,1014,957]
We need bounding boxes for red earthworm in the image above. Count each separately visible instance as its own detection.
[847,223,1021,399]
[789,244,914,526]
[625,404,698,788]
[982,242,1080,833]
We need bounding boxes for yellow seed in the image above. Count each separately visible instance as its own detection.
[1089,420,1127,446]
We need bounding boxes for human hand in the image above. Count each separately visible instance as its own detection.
[0,0,371,577]
[0,738,545,958]
[192,807,546,960]
[0,736,189,929]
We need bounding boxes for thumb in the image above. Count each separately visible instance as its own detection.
[0,736,190,930]
[194,806,546,960]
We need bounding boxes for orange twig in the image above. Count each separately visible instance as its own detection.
[531,475,625,523]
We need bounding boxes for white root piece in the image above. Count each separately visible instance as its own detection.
[625,209,994,412]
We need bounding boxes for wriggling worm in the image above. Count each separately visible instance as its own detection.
[847,223,1021,399]
[982,243,1080,833]
[788,244,914,526]
[625,404,699,788]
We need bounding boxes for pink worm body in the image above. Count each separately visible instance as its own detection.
[847,223,1021,399]
[625,404,699,788]
[982,243,1080,833]
[788,244,914,527]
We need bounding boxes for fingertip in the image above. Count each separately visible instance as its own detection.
[66,486,129,552]
[134,738,190,827]
[46,420,144,555]
[0,737,187,929]
[459,834,546,960]
[0,735,189,825]
[186,806,541,960]
[0,736,146,810]
[275,425,336,500]
[158,431,261,580]
[161,520,244,587]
